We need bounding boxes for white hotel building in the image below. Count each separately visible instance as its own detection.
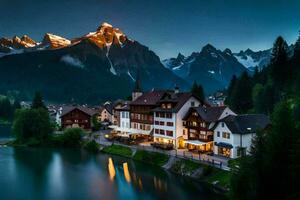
[152,91,202,148]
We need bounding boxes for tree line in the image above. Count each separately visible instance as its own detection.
[0,96,20,122]
[229,34,300,199]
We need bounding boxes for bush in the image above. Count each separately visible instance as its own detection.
[61,128,84,147]
[133,150,169,166]
[84,140,100,153]
[170,160,200,175]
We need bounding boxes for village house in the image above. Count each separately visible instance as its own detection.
[152,88,202,149]
[182,106,236,152]
[213,114,270,158]
[129,89,166,140]
[98,102,113,123]
[60,106,98,131]
[111,100,128,126]
[112,103,131,137]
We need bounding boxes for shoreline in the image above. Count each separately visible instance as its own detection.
[5,139,230,197]
[99,144,230,196]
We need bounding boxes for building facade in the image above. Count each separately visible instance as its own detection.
[213,114,270,158]
[182,106,235,152]
[61,106,98,131]
[153,92,202,148]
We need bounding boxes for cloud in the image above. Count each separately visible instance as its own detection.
[61,55,84,68]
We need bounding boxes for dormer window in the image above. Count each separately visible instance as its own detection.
[162,104,166,109]
[167,103,172,109]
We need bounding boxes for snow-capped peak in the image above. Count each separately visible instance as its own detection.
[101,22,113,28]
[42,33,71,49]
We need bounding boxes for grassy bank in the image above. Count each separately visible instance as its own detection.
[101,144,133,158]
[133,150,169,166]
[170,159,231,190]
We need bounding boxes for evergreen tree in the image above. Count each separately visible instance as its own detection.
[225,75,237,105]
[190,81,205,102]
[31,92,47,110]
[270,36,289,89]
[230,72,253,113]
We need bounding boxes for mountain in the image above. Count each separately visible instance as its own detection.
[162,44,248,93]
[233,48,272,71]
[233,45,295,71]
[0,22,188,104]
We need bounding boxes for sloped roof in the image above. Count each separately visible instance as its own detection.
[183,106,227,122]
[217,114,270,134]
[153,92,199,113]
[130,90,167,105]
[61,106,98,117]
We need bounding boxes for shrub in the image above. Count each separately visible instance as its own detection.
[61,128,84,147]
[84,140,100,153]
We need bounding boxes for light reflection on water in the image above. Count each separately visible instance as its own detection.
[0,147,220,200]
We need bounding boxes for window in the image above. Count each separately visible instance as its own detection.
[183,130,186,135]
[166,131,173,137]
[221,122,225,127]
[167,122,174,126]
[155,112,159,117]
[167,103,172,109]
[166,113,172,118]
[162,104,166,109]
[217,131,220,137]
[122,122,125,128]
[160,113,165,118]
[192,121,197,127]
[155,129,159,134]
[155,121,159,125]
[222,132,230,139]
[191,101,195,107]
[160,129,165,135]
[159,121,164,126]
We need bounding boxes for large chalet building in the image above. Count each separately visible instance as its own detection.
[61,106,98,131]
[182,106,236,152]
[152,88,202,148]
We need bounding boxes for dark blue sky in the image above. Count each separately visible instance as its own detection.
[1,0,300,58]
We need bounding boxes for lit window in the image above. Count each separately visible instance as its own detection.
[166,131,173,137]
[222,132,230,139]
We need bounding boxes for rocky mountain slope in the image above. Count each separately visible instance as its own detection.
[163,44,248,93]
[0,22,187,103]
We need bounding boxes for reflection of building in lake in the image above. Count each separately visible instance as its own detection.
[108,157,116,180]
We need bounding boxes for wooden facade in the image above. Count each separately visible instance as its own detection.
[61,108,94,130]
[183,111,214,151]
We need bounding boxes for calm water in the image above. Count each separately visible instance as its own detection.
[0,126,221,200]
[0,124,12,141]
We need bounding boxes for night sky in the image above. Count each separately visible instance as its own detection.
[1,0,300,58]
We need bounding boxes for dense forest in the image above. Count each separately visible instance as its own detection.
[227,34,300,199]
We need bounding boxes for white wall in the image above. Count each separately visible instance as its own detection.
[120,111,130,129]
[214,122,255,158]
[153,96,201,148]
